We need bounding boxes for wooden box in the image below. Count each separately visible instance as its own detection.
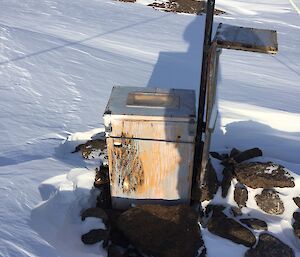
[103,86,196,209]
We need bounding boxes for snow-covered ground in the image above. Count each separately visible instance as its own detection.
[0,0,299,256]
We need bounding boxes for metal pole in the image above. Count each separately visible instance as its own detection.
[192,0,216,199]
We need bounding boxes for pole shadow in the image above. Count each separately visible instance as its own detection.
[145,15,207,202]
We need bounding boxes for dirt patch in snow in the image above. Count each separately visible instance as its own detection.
[117,0,225,15]
[72,138,106,159]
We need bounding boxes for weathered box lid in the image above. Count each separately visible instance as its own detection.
[104,86,196,120]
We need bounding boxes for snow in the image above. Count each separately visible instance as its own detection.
[265,165,279,174]
[31,168,106,257]
[0,0,299,256]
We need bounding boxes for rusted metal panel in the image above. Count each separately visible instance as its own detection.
[215,23,278,54]
[107,137,194,209]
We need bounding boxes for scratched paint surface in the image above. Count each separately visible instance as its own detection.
[110,137,144,194]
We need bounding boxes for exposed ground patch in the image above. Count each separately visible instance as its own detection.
[117,0,225,15]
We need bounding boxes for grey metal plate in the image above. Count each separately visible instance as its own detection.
[104,86,196,118]
[215,23,278,54]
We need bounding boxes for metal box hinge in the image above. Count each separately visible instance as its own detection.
[105,123,112,133]
[189,119,196,136]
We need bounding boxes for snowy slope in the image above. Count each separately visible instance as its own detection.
[212,0,300,163]
[0,0,299,256]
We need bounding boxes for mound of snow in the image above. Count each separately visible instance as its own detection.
[31,168,106,257]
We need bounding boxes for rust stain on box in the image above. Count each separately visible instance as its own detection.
[110,137,144,194]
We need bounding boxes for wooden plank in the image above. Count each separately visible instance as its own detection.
[191,43,220,201]
[192,0,216,197]
[215,23,278,54]
[107,137,194,209]
[104,114,194,122]
[108,118,195,142]
[199,42,219,186]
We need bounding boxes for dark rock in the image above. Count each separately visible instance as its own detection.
[221,148,262,167]
[202,204,226,226]
[96,183,112,209]
[292,221,300,238]
[230,148,241,158]
[235,162,295,189]
[240,218,268,231]
[108,245,123,257]
[94,164,110,188]
[210,152,228,161]
[106,209,130,248]
[245,233,295,257]
[207,208,256,247]
[234,185,248,208]
[81,207,108,222]
[293,211,300,220]
[220,157,236,167]
[293,197,300,208]
[123,247,143,257]
[255,189,284,215]
[200,159,219,201]
[109,225,130,248]
[81,229,109,245]
[293,226,300,238]
[147,0,225,16]
[72,138,106,159]
[205,204,226,217]
[117,204,205,257]
[230,206,242,217]
[201,204,225,226]
[106,208,124,221]
[221,166,234,198]
[292,212,300,239]
[233,148,262,164]
[95,165,112,209]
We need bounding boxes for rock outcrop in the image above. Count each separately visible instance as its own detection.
[235,162,295,189]
[81,229,109,245]
[240,218,268,231]
[221,166,234,198]
[117,205,206,257]
[255,189,284,215]
[234,184,248,208]
[200,160,219,201]
[206,206,256,247]
[293,197,300,208]
[245,233,295,257]
[293,212,300,239]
